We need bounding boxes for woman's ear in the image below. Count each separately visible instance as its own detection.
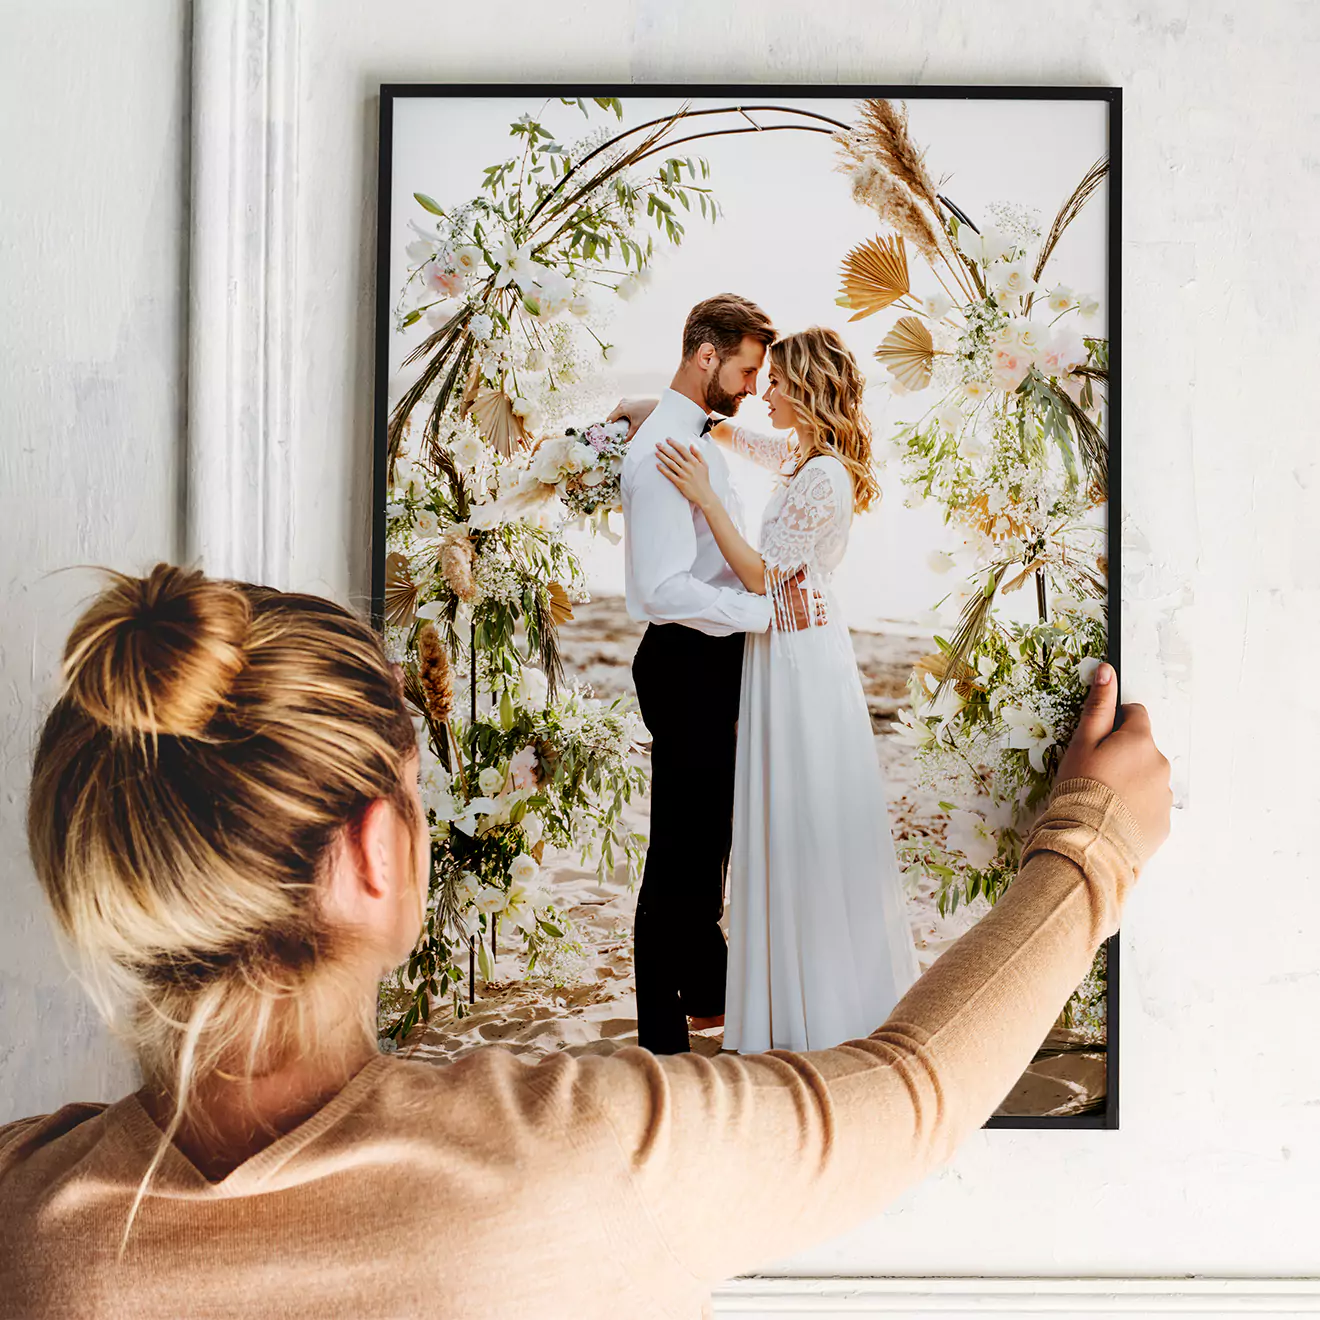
[322,798,398,927]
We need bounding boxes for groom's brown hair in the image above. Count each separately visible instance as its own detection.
[681,293,777,363]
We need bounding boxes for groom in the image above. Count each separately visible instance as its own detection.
[615,292,781,1055]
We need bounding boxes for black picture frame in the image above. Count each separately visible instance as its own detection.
[371,83,1122,1131]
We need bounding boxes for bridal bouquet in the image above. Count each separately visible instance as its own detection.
[528,419,630,519]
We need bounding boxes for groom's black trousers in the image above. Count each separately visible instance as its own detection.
[631,621,745,1054]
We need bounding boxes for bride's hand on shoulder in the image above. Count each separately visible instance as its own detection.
[656,438,716,509]
[607,396,659,441]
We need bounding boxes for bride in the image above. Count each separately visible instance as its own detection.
[645,325,921,1053]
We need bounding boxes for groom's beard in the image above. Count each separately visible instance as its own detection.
[702,370,745,418]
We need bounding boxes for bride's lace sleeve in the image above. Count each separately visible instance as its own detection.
[761,459,851,631]
[730,423,796,473]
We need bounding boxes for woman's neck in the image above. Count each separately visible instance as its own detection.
[139,1032,378,1182]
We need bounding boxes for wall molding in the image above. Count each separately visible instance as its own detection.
[712,1276,1320,1314]
[186,0,299,585]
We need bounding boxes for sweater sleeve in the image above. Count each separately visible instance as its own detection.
[571,776,1148,1286]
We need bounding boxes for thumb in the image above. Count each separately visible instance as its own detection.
[1074,661,1118,748]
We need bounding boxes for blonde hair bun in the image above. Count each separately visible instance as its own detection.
[62,563,250,739]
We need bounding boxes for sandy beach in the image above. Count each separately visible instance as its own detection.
[401,595,1104,1118]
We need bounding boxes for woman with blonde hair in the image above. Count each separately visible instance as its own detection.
[1,560,1168,1318]
[652,325,922,1053]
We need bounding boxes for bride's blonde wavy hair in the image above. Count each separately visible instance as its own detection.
[770,326,883,512]
[26,564,421,1254]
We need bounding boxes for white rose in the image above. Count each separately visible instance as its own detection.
[615,276,639,301]
[927,550,956,574]
[466,500,504,531]
[947,808,1001,871]
[561,442,591,473]
[990,261,1038,297]
[516,665,549,710]
[933,400,963,433]
[524,346,549,371]
[452,434,484,467]
[635,267,654,289]
[1046,285,1075,314]
[521,812,544,847]
[510,396,533,418]
[1010,317,1047,356]
[569,293,591,318]
[962,379,992,403]
[521,405,544,435]
[531,447,565,484]
[535,270,573,317]
[924,292,955,320]
[478,766,505,796]
[582,467,606,487]
[413,508,440,538]
[510,853,540,885]
[469,312,494,341]
[1050,327,1088,369]
[1077,293,1101,320]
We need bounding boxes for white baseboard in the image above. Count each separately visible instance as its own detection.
[713,1277,1320,1315]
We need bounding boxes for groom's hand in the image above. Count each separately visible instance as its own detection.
[607,396,660,441]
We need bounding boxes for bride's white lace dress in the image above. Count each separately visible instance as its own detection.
[722,426,922,1054]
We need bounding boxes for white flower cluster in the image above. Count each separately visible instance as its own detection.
[529,419,630,519]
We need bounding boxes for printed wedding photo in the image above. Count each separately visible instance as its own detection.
[373,88,1117,1123]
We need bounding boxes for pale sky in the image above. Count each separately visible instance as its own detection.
[388,93,1110,630]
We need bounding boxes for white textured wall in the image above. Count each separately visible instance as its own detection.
[294,0,1320,1279]
[3,0,1319,1287]
[0,1,190,1117]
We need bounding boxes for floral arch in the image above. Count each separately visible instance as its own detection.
[377,95,1110,1044]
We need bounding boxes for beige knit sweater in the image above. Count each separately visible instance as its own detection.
[0,778,1146,1319]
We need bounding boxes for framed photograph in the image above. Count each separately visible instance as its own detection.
[372,84,1120,1129]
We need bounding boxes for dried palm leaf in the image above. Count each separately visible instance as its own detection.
[466,388,527,457]
[961,492,1033,543]
[1002,558,1046,594]
[933,566,1005,699]
[385,552,421,629]
[838,234,910,319]
[1032,156,1108,285]
[875,315,934,391]
[546,581,574,626]
[915,649,979,701]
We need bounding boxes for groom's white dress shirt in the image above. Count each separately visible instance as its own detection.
[621,388,773,638]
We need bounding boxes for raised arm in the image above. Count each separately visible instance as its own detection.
[559,668,1167,1291]
[710,419,798,472]
[576,774,1147,1287]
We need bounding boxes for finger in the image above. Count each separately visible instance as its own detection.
[1115,702,1151,737]
[1072,661,1119,749]
[606,402,626,424]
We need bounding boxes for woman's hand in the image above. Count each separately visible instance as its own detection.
[607,396,660,442]
[656,438,717,510]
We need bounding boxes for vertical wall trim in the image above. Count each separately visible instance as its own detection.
[186,0,298,585]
